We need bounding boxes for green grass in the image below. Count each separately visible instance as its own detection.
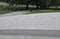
[0,10,11,14]
[26,10,60,14]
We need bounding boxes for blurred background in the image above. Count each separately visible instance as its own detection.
[0,0,60,14]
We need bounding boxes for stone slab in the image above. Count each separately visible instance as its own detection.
[0,35,60,39]
[0,13,60,37]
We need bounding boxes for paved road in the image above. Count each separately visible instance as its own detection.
[0,11,28,17]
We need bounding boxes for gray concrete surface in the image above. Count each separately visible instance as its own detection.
[0,12,60,37]
[0,12,59,30]
[0,35,60,39]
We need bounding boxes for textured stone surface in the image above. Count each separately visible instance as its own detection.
[0,13,60,37]
[0,13,59,30]
[0,35,60,39]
